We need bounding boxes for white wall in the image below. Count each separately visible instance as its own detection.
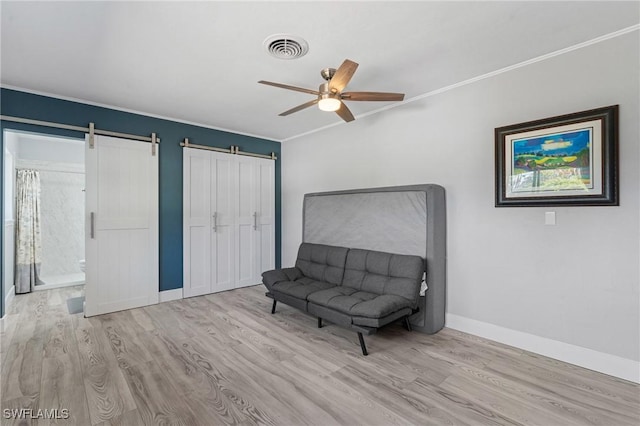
[3,131,18,221]
[281,33,639,368]
[16,133,84,164]
[38,169,85,278]
[3,131,18,302]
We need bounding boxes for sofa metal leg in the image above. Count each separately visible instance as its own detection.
[403,316,412,332]
[318,317,323,328]
[271,300,277,314]
[357,332,368,356]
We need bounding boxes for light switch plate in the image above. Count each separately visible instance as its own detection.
[545,211,556,225]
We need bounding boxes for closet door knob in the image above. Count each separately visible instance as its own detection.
[253,212,258,230]
[213,212,218,232]
[90,212,95,239]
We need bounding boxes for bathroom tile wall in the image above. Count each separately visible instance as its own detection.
[39,169,84,278]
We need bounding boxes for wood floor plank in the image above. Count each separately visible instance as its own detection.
[179,338,282,425]
[279,354,414,425]
[128,308,156,333]
[170,297,244,349]
[1,316,46,407]
[39,354,91,426]
[3,285,639,426]
[42,307,74,359]
[74,318,136,424]
[141,303,198,341]
[119,360,199,426]
[0,308,20,363]
[406,376,523,425]
[221,342,343,425]
[515,350,640,405]
[2,395,40,426]
[136,329,251,424]
[101,322,155,370]
[483,356,640,424]
[331,363,477,425]
[94,409,145,426]
[439,371,583,425]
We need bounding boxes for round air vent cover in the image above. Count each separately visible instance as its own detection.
[263,34,309,60]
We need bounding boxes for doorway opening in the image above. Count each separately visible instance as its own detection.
[3,129,85,300]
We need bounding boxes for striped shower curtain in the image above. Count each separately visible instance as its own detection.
[15,169,43,293]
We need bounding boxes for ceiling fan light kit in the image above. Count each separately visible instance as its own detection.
[318,96,341,112]
[259,59,405,123]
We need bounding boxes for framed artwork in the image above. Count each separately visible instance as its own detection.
[495,105,618,207]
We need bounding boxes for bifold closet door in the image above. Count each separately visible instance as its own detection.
[236,156,275,288]
[236,156,257,288]
[184,149,275,294]
[254,157,275,281]
[210,152,235,293]
[183,149,235,297]
[183,148,212,297]
[85,135,159,317]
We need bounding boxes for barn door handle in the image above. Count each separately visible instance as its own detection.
[213,212,218,232]
[90,212,95,239]
[253,212,258,230]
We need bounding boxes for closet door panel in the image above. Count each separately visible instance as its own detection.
[211,153,235,293]
[183,149,212,297]
[256,159,275,276]
[236,157,257,288]
[187,226,209,296]
[184,149,275,295]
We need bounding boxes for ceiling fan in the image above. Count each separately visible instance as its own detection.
[258,59,405,123]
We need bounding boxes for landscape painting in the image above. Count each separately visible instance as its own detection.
[510,128,593,193]
[495,105,618,207]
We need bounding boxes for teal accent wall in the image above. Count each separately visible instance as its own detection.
[0,88,281,318]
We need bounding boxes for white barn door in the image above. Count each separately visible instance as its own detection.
[85,135,159,316]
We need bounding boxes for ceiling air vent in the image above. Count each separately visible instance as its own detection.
[264,34,309,60]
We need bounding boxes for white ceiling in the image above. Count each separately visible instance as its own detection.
[1,1,638,142]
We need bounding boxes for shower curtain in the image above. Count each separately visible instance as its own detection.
[15,169,43,293]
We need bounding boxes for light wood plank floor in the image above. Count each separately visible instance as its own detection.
[1,285,638,425]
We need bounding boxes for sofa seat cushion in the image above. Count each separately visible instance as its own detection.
[271,277,336,300]
[342,248,424,309]
[307,287,413,319]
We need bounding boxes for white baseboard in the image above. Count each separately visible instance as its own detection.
[446,313,640,384]
[34,281,84,292]
[159,288,183,303]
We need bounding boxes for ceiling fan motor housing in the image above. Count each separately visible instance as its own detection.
[318,82,334,95]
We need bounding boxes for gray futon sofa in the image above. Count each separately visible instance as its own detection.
[262,242,424,355]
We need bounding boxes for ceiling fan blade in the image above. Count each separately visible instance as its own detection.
[279,99,319,116]
[329,59,359,93]
[335,101,355,122]
[341,92,405,102]
[258,80,319,96]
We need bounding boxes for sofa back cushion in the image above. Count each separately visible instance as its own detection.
[343,249,424,308]
[295,243,349,286]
